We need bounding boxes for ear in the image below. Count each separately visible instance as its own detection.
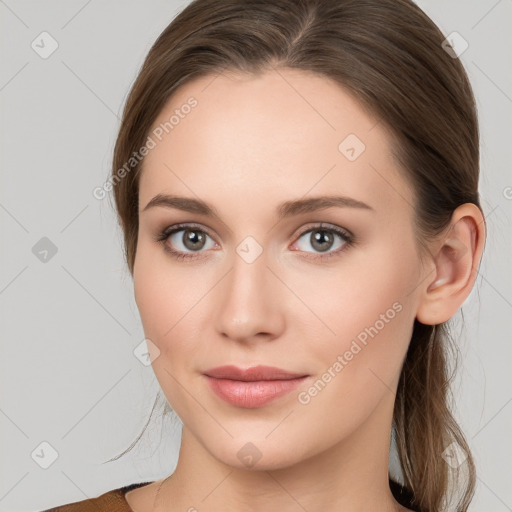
[416,203,486,325]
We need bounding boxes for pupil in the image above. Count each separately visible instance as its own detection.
[184,230,205,250]
[311,230,333,252]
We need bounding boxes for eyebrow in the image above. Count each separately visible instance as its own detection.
[142,193,374,220]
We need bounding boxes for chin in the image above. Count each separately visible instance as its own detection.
[206,436,309,472]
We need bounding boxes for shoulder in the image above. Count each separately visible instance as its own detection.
[41,482,154,512]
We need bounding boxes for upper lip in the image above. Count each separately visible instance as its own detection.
[204,365,308,381]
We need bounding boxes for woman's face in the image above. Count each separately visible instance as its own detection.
[134,68,426,470]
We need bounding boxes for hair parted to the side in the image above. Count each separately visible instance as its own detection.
[107,1,482,510]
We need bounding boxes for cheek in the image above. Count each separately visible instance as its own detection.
[288,258,416,439]
[133,240,212,360]
[133,240,183,346]
[290,239,418,385]
[133,247,202,410]
[133,259,168,341]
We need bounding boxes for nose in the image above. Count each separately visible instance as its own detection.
[214,246,286,344]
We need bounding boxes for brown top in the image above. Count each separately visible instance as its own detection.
[42,481,153,512]
[43,478,420,511]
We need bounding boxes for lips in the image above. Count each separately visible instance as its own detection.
[203,365,309,408]
[203,365,307,381]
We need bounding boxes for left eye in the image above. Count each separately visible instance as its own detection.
[293,227,351,254]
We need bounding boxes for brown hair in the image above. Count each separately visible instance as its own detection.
[109,1,482,510]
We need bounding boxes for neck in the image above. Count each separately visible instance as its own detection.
[154,392,405,512]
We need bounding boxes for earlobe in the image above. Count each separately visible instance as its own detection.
[416,203,485,325]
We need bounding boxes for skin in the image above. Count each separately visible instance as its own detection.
[125,68,485,512]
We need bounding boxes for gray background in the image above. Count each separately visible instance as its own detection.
[1,1,511,511]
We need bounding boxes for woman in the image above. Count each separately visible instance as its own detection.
[45,0,486,510]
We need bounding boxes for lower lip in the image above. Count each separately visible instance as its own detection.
[204,375,308,408]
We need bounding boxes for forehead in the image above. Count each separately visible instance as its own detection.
[139,68,413,216]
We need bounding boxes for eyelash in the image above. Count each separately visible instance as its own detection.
[153,222,355,262]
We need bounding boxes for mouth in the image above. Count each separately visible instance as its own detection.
[203,365,309,408]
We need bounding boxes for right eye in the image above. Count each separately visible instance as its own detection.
[154,223,218,260]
